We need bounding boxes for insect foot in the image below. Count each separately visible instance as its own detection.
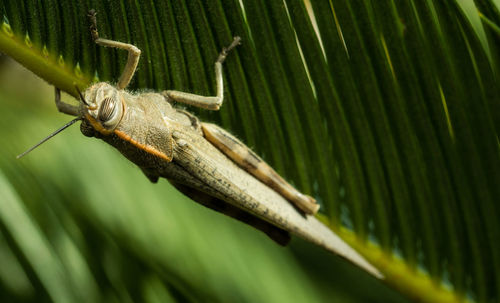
[87,9,99,41]
[217,36,241,64]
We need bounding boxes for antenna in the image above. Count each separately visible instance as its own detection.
[16,118,81,159]
[75,85,90,106]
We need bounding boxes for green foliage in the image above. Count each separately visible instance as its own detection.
[0,0,499,302]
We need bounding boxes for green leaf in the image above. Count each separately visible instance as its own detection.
[0,0,499,302]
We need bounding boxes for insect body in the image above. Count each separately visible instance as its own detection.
[19,10,381,278]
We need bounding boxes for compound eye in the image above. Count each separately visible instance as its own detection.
[98,97,117,122]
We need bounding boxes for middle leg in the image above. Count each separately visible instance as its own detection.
[163,37,241,110]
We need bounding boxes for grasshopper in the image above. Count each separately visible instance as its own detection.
[18,10,381,278]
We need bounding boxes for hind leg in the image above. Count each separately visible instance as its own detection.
[201,122,319,215]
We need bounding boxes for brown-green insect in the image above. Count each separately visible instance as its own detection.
[18,10,381,278]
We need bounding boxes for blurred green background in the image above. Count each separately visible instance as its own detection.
[0,56,408,303]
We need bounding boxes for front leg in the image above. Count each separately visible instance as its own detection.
[163,37,241,110]
[54,87,79,116]
[201,122,320,215]
[88,9,141,90]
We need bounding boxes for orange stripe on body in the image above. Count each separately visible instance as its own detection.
[85,114,113,135]
[114,129,173,162]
